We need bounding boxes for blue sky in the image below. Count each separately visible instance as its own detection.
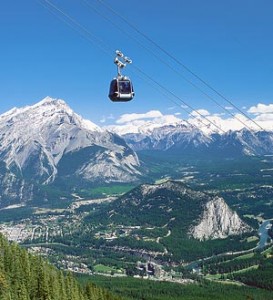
[1,0,273,126]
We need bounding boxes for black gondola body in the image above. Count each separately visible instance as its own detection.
[109,76,134,102]
[109,50,134,102]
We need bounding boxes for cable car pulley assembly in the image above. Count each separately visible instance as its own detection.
[108,50,134,102]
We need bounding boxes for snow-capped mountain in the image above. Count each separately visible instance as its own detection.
[121,123,212,152]
[107,118,273,156]
[0,97,140,205]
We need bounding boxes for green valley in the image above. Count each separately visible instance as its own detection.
[1,155,273,298]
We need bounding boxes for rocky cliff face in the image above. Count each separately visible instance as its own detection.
[189,196,251,240]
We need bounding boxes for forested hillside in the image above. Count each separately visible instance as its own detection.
[0,234,121,300]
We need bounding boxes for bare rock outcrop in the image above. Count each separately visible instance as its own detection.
[189,196,251,240]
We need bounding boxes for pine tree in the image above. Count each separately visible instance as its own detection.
[18,282,30,300]
[34,257,50,300]
[57,271,67,300]
[0,271,8,299]
[20,249,31,295]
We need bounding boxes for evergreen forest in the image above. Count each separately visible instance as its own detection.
[0,234,121,300]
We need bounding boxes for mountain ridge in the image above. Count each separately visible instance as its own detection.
[94,180,251,240]
[108,121,273,156]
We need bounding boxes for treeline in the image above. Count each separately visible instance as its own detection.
[0,234,121,300]
[230,252,273,290]
[161,231,256,262]
[203,253,262,275]
[0,206,34,222]
[221,186,273,220]
[84,274,273,300]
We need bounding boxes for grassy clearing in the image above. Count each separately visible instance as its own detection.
[234,253,255,260]
[205,273,222,280]
[262,245,273,256]
[34,208,67,214]
[205,265,259,281]
[246,236,259,243]
[94,264,122,274]
[80,185,135,198]
[232,265,259,274]
[155,177,171,184]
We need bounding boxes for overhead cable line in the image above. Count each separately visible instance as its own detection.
[83,0,260,132]
[78,0,227,133]
[40,0,220,134]
[131,70,215,133]
[37,0,113,57]
[132,65,225,133]
[95,0,265,132]
[38,0,225,134]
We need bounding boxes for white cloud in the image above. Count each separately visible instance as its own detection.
[100,114,115,123]
[155,114,182,124]
[106,111,184,135]
[190,109,210,117]
[254,113,273,121]
[106,103,273,136]
[116,110,163,124]
[246,103,273,129]
[248,103,273,115]
[188,113,252,134]
[225,106,233,110]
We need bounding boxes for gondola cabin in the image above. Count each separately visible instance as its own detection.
[109,77,134,102]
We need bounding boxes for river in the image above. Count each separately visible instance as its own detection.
[257,219,273,249]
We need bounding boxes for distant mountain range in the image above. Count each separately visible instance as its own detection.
[0,97,140,206]
[107,118,273,157]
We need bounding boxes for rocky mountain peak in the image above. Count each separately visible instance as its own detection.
[140,181,188,197]
[33,96,67,107]
[189,196,252,240]
[0,97,102,170]
[0,98,141,205]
